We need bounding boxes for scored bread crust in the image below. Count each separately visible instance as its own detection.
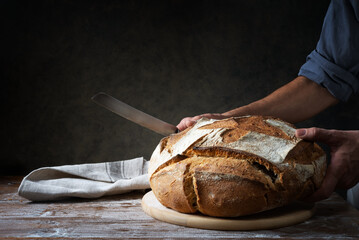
[149,116,326,217]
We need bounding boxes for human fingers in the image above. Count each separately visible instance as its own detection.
[295,127,338,145]
[176,116,203,132]
[176,113,227,132]
[176,117,196,132]
[304,164,339,202]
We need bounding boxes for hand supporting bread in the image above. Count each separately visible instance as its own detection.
[150,116,326,217]
[296,128,359,202]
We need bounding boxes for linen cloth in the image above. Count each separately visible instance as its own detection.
[18,157,150,201]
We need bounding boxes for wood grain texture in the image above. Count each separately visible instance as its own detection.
[1,176,359,239]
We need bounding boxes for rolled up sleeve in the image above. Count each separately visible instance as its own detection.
[298,0,359,102]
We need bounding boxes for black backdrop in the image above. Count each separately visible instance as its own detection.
[2,0,359,174]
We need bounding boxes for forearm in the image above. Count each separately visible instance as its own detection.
[222,76,339,123]
[177,76,339,131]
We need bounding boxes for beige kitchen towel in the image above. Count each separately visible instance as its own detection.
[18,157,150,201]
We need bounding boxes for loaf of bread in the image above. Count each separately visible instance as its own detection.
[149,116,326,217]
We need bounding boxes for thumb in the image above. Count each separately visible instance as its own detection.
[295,127,335,145]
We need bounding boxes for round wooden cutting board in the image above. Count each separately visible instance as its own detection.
[141,191,315,230]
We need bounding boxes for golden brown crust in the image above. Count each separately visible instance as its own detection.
[151,160,197,213]
[149,116,326,217]
[200,116,294,142]
[194,172,269,217]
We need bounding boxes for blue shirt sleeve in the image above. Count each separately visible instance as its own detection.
[298,0,359,102]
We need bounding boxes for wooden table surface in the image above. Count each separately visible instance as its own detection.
[1,176,359,239]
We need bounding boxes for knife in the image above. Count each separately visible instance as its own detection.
[91,92,178,136]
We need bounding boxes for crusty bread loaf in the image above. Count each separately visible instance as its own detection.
[149,116,326,217]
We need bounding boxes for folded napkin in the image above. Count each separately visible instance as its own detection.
[18,157,150,201]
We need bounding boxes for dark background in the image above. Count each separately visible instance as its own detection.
[2,0,359,175]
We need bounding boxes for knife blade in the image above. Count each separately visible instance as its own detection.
[91,92,178,136]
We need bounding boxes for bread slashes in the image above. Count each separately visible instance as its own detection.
[149,116,326,217]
